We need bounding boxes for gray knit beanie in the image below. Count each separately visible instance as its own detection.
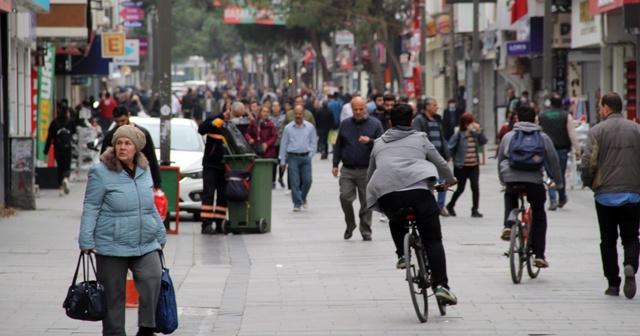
[113,125,146,151]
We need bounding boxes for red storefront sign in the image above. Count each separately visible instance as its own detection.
[590,0,623,15]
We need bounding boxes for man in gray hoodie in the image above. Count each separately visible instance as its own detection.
[498,105,562,268]
[366,103,458,306]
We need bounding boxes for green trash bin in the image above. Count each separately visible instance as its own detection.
[222,154,277,234]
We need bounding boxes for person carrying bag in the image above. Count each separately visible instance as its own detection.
[63,252,107,321]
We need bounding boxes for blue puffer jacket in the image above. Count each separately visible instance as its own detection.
[79,148,166,257]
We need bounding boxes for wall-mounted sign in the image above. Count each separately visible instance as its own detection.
[436,15,451,35]
[589,0,623,15]
[506,41,530,56]
[112,39,139,66]
[102,33,125,57]
[335,30,354,45]
[120,7,145,21]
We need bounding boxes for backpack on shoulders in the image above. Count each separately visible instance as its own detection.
[508,130,545,171]
[55,120,72,151]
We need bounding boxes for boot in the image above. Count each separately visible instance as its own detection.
[136,326,157,336]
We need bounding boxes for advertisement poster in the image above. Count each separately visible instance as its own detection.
[31,67,37,138]
[36,46,55,166]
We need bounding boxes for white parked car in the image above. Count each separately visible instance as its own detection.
[129,117,204,219]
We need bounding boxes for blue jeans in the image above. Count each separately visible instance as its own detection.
[437,176,446,208]
[287,155,312,207]
[544,149,568,202]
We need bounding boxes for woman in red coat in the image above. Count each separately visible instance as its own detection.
[245,105,279,186]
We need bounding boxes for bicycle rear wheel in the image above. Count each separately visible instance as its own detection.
[526,242,541,278]
[509,222,524,284]
[404,233,428,323]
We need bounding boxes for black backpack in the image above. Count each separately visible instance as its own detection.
[55,120,72,150]
[224,163,254,202]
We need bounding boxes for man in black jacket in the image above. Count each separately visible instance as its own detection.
[369,94,395,132]
[44,104,76,196]
[315,100,334,160]
[198,113,228,234]
[413,97,451,217]
[442,99,464,142]
[100,106,162,190]
[333,97,384,241]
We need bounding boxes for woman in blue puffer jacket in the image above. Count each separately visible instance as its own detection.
[79,125,166,336]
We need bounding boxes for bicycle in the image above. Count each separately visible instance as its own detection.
[398,204,448,323]
[505,185,541,284]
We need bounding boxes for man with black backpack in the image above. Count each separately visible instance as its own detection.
[44,104,77,196]
[497,105,562,268]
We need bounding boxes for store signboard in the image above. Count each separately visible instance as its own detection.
[589,0,623,15]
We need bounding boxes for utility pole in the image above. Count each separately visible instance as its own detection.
[419,0,426,98]
[157,0,172,165]
[543,0,553,99]
[471,0,480,119]
[448,3,457,102]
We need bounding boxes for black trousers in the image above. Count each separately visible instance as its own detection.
[378,189,449,287]
[201,166,227,228]
[317,129,329,155]
[448,165,480,212]
[55,151,72,186]
[595,201,640,287]
[504,182,547,258]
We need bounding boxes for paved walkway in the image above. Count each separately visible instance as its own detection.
[1,151,640,335]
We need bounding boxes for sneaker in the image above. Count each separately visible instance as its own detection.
[293,206,301,212]
[362,235,372,241]
[59,189,65,197]
[434,285,458,305]
[379,214,388,222]
[62,178,70,195]
[446,204,456,217]
[201,225,217,235]
[396,257,406,269]
[624,265,636,299]
[278,178,285,188]
[605,286,620,296]
[285,190,291,196]
[302,200,308,209]
[558,197,568,208]
[471,211,483,218]
[548,200,558,211]
[534,258,549,268]
[439,207,450,217]
[500,227,511,241]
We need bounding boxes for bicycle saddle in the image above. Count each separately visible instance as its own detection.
[511,185,527,191]
[397,207,416,217]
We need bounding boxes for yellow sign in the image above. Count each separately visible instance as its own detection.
[102,33,125,57]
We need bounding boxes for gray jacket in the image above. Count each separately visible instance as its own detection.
[581,113,640,194]
[498,122,562,188]
[366,127,455,211]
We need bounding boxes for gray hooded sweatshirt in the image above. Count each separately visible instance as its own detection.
[498,122,563,189]
[366,127,456,211]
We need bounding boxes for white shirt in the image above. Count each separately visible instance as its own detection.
[340,103,353,122]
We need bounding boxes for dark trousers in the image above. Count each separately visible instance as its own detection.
[448,165,480,212]
[317,129,329,155]
[55,152,72,186]
[595,201,640,287]
[201,166,227,228]
[275,145,286,183]
[378,189,449,287]
[504,182,548,258]
[96,252,162,336]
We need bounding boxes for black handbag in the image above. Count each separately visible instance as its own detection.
[63,252,108,321]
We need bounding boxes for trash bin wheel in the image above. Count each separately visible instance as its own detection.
[258,218,268,233]
[221,220,231,235]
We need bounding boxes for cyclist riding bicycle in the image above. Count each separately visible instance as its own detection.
[366,102,458,305]
[498,105,562,268]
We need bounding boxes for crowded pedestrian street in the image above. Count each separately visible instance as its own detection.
[2,151,639,335]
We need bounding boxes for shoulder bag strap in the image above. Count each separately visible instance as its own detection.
[71,252,84,286]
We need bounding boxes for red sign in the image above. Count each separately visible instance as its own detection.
[31,67,38,138]
[0,0,11,12]
[589,0,623,15]
[119,7,145,21]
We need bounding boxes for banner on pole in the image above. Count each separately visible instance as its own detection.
[36,46,55,166]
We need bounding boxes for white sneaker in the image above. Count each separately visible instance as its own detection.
[293,206,301,212]
[302,201,308,209]
[380,214,388,222]
[59,189,65,197]
[62,178,70,195]
[284,190,291,196]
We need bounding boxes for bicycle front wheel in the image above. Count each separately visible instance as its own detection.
[509,221,524,284]
[404,233,428,323]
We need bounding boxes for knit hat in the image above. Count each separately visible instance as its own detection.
[113,125,146,151]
